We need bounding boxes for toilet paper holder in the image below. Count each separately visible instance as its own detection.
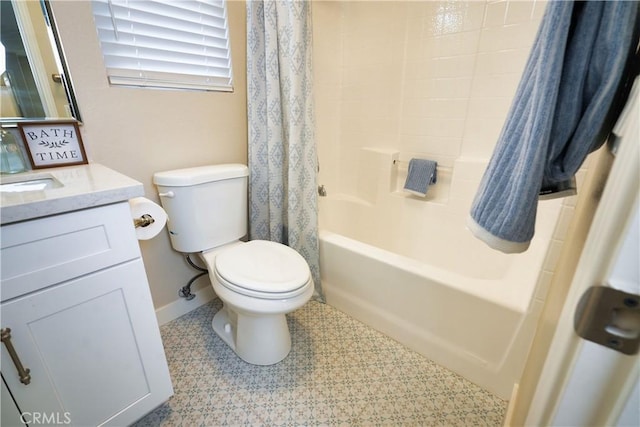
[133,214,155,228]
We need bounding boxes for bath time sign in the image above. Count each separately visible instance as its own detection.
[18,121,87,169]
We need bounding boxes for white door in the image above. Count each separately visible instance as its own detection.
[525,79,640,426]
[552,206,639,426]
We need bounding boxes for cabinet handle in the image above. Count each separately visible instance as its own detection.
[1,328,31,385]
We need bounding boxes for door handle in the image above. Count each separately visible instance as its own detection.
[574,286,640,355]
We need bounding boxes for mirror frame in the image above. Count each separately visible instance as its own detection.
[1,0,81,124]
[43,0,81,123]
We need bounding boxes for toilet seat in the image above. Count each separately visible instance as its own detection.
[214,240,311,299]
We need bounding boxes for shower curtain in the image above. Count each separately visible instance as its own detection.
[246,0,323,301]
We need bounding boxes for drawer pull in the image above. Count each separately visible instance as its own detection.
[1,328,31,385]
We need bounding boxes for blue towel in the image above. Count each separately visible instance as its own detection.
[404,159,437,197]
[469,1,640,254]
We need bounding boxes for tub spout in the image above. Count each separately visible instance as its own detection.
[318,185,327,197]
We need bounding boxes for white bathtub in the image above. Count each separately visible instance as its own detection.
[319,159,562,399]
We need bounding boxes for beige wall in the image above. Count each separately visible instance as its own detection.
[49,1,248,310]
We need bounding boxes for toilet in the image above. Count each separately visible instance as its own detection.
[153,164,314,365]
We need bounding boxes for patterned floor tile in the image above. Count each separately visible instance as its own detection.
[133,299,507,426]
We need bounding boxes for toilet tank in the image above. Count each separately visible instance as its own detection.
[153,164,249,253]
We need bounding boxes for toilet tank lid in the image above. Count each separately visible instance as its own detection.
[153,164,248,186]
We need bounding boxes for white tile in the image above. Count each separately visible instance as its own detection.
[461,116,506,156]
[403,58,439,80]
[532,0,550,21]
[553,205,576,241]
[535,270,554,301]
[473,49,531,76]
[478,21,540,53]
[432,54,477,78]
[402,116,466,138]
[344,63,403,89]
[432,30,482,58]
[404,75,474,101]
[463,2,488,31]
[543,239,565,273]
[425,1,467,36]
[466,96,513,119]
[505,1,535,24]
[484,1,508,27]
[469,72,521,99]
[400,134,463,158]
[402,98,470,119]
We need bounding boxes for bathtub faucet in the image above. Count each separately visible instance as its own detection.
[318,185,327,197]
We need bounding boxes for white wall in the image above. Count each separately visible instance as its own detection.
[313,0,545,197]
[49,1,248,310]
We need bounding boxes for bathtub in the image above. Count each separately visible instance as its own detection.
[318,159,562,399]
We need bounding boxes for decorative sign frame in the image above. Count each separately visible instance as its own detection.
[18,121,87,169]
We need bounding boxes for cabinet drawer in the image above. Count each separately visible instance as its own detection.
[1,203,140,301]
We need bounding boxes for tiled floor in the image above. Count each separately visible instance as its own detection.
[134,299,507,426]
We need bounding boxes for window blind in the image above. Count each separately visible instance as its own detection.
[91,0,233,91]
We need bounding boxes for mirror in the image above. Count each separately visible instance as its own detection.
[1,0,81,123]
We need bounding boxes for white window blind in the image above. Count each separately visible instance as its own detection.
[91,0,233,91]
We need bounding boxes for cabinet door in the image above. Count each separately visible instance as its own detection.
[1,260,173,426]
[2,375,24,426]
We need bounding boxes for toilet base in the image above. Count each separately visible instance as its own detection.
[212,304,292,365]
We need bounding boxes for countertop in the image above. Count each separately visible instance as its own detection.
[0,164,144,224]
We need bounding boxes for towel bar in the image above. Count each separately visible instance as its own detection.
[392,159,452,172]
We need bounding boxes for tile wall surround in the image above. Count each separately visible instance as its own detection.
[313,0,548,198]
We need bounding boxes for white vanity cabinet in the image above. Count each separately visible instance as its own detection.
[2,378,23,426]
[1,202,173,426]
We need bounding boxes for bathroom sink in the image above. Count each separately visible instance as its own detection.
[0,175,63,193]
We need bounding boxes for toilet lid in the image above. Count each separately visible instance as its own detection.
[215,240,310,294]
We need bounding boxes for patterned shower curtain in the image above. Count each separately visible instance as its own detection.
[246,0,323,301]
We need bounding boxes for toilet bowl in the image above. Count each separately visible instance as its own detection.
[200,240,314,365]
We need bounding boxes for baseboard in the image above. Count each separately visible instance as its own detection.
[155,286,216,326]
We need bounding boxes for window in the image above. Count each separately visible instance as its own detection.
[91,0,233,91]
